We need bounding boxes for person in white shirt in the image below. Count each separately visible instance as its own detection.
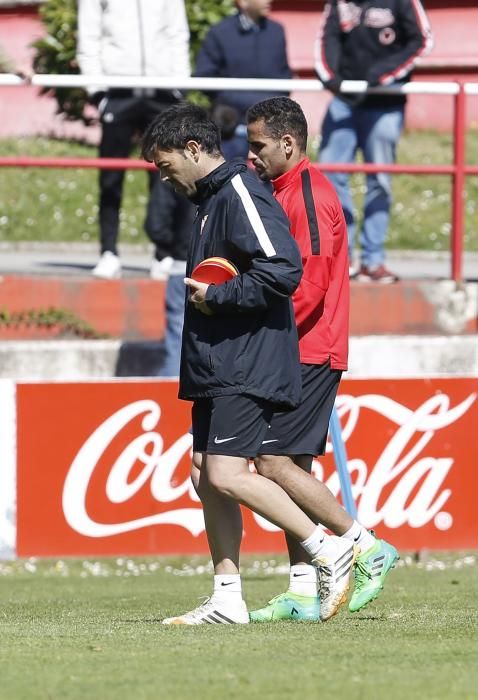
[77,0,194,280]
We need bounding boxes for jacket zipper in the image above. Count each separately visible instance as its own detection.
[136,0,146,76]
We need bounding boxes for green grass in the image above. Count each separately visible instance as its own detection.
[1,553,477,700]
[0,137,150,247]
[0,131,477,250]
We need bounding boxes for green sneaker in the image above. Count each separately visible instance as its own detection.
[349,536,399,612]
[249,592,320,622]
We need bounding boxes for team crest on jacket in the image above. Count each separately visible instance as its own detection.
[364,8,395,28]
[379,27,396,44]
[200,215,208,234]
[337,1,362,32]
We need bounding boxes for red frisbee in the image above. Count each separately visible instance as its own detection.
[191,256,239,284]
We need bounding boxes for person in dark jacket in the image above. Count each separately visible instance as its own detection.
[315,0,433,282]
[142,103,342,625]
[194,0,291,159]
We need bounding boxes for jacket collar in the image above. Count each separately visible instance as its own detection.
[237,12,266,33]
[272,157,310,194]
[192,158,248,204]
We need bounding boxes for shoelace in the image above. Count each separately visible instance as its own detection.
[354,559,373,590]
[317,564,332,599]
[183,596,213,621]
[265,593,285,606]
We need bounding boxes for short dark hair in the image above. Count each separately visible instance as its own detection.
[141,103,222,161]
[246,97,308,151]
[211,104,240,141]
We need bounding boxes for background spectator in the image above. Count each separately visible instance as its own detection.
[158,270,188,377]
[315,0,433,283]
[194,0,291,159]
[77,0,195,280]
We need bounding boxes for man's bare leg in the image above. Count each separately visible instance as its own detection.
[163,453,249,624]
[190,453,330,622]
[255,452,375,559]
[191,452,242,574]
[206,454,322,542]
[248,453,379,622]
[255,454,353,536]
[249,454,349,611]
[207,452,357,622]
[180,452,355,624]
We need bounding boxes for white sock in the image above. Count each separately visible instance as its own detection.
[211,574,243,604]
[342,521,375,553]
[300,526,338,560]
[288,565,317,597]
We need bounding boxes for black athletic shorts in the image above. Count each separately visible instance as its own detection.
[192,394,274,457]
[257,362,342,457]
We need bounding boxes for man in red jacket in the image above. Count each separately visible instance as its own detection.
[246,97,398,621]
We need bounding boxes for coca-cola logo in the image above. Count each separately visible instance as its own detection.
[325,392,476,530]
[62,392,476,539]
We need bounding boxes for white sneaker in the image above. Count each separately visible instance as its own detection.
[92,251,121,279]
[150,256,174,280]
[162,597,249,625]
[313,536,356,621]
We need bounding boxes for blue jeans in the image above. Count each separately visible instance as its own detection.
[159,274,186,377]
[319,97,404,268]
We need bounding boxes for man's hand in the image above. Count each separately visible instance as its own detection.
[184,278,214,315]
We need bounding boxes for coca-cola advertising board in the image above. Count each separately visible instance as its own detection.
[13,378,478,556]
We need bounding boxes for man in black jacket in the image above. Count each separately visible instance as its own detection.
[142,104,356,624]
[315,0,433,282]
[194,0,291,159]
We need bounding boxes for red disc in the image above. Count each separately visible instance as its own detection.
[191,257,239,284]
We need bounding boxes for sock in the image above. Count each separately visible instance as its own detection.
[288,565,317,597]
[342,521,375,553]
[300,526,338,560]
[211,574,243,604]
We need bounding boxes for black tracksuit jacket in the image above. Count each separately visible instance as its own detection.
[179,159,302,410]
[316,0,433,107]
[194,13,291,122]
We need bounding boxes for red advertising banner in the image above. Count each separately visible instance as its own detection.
[16,378,478,556]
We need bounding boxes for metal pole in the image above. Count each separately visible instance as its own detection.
[452,81,466,284]
[329,406,357,519]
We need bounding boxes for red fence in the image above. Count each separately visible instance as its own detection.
[1,76,477,283]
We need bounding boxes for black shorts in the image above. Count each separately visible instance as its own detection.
[192,394,274,457]
[257,363,342,457]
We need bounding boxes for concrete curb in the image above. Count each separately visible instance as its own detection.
[1,240,477,260]
[1,335,477,380]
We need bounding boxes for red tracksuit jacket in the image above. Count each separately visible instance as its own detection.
[272,157,349,369]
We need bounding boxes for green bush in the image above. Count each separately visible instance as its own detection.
[32,0,235,123]
[32,0,85,121]
[187,0,235,58]
[0,306,108,338]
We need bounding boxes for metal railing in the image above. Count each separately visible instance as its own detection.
[1,74,477,283]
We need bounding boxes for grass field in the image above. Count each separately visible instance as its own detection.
[0,131,477,251]
[1,553,477,700]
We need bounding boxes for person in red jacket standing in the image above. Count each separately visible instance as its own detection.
[246,97,398,621]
